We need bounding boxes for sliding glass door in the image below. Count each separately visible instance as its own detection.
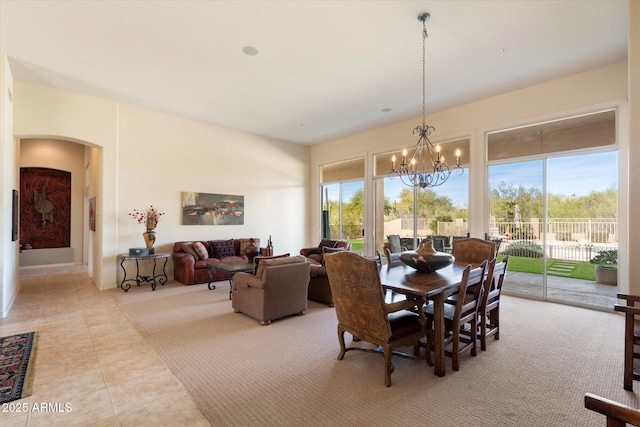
[322,181,364,252]
[487,110,618,309]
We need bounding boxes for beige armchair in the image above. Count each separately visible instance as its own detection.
[232,255,311,325]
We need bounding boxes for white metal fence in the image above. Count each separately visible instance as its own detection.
[393,217,618,261]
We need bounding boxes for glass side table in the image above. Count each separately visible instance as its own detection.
[118,252,170,292]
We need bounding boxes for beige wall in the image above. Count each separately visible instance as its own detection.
[20,138,86,265]
[310,61,630,291]
[0,53,18,317]
[11,81,310,291]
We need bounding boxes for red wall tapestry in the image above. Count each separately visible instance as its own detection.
[20,167,71,249]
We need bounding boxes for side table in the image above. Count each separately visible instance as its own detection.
[118,252,169,292]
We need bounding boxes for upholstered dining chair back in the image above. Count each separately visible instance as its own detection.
[452,237,496,264]
[326,252,392,339]
[324,251,426,386]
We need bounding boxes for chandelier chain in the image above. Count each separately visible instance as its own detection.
[422,18,427,129]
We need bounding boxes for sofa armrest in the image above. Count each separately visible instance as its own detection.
[233,272,265,290]
[172,251,196,269]
[299,247,319,257]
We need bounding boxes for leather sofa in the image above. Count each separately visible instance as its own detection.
[232,255,311,325]
[299,239,351,266]
[172,238,265,285]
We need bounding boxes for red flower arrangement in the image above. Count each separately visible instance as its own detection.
[129,205,165,232]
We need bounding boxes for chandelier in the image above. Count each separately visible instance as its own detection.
[389,13,463,189]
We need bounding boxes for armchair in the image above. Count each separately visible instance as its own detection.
[232,255,311,325]
[324,251,427,387]
[299,239,351,266]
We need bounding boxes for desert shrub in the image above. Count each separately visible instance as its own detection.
[589,249,617,265]
[503,241,544,258]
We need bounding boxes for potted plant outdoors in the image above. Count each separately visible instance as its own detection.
[589,249,618,286]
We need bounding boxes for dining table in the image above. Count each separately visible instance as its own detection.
[379,261,477,377]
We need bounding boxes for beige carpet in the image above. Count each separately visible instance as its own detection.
[114,281,639,426]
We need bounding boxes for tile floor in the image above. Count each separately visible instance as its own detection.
[0,265,210,427]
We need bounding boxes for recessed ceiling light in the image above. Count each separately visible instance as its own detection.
[242,46,260,56]
[382,108,392,113]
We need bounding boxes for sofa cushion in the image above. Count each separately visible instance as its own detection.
[212,240,235,258]
[193,242,209,260]
[238,238,260,255]
[256,254,305,278]
[319,238,339,250]
[321,246,346,265]
[254,253,290,275]
[182,242,199,260]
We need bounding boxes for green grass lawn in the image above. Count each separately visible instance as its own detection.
[349,239,363,253]
[498,255,598,281]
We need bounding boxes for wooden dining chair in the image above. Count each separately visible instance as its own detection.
[452,237,496,264]
[423,262,486,371]
[477,255,509,351]
[324,251,427,387]
[584,393,640,426]
[614,293,640,391]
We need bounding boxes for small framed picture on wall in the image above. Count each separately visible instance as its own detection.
[89,197,96,232]
[12,190,18,241]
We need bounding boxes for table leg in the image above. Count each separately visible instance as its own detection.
[433,294,446,377]
[120,258,132,292]
[207,267,217,290]
[151,258,158,291]
[228,273,234,300]
[157,257,168,288]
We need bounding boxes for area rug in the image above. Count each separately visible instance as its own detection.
[0,331,39,404]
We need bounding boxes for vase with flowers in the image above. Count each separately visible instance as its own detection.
[129,205,165,249]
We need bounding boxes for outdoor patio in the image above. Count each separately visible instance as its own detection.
[503,271,617,310]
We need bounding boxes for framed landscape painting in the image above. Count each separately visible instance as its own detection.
[182,192,244,225]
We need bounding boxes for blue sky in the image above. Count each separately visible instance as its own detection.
[327,151,617,209]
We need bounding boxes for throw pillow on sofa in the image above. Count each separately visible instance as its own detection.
[212,240,235,258]
[193,242,209,260]
[182,242,200,260]
[321,246,345,265]
[238,238,261,255]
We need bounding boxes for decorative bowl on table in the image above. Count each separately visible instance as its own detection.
[399,240,454,273]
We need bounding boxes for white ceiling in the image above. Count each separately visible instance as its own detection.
[0,1,629,145]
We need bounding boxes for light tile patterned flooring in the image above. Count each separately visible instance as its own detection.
[0,266,209,427]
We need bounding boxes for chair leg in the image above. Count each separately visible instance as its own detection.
[384,347,393,387]
[624,339,634,391]
[425,330,434,367]
[492,308,500,340]
[452,328,460,371]
[470,317,477,357]
[337,327,347,360]
[479,313,488,351]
